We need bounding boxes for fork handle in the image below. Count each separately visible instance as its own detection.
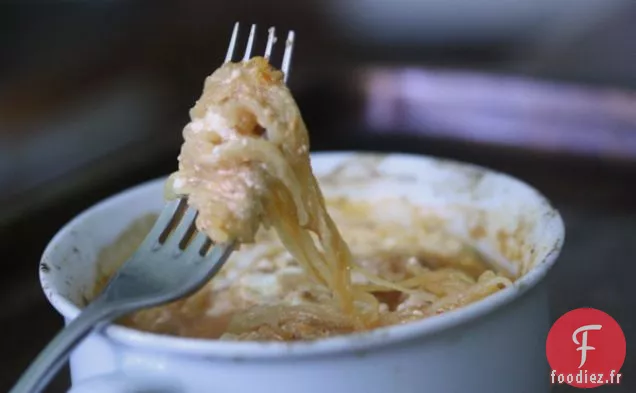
[10,300,115,393]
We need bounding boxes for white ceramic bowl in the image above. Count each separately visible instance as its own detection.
[40,152,564,393]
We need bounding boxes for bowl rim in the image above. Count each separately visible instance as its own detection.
[39,151,565,359]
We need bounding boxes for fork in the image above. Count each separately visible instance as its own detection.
[10,22,296,393]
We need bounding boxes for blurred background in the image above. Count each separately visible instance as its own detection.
[1,0,635,392]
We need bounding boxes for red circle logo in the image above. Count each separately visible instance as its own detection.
[546,308,626,388]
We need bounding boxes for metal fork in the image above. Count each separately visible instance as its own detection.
[11,22,295,393]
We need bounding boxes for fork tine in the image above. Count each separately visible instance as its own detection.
[139,199,184,250]
[184,232,210,258]
[165,207,198,249]
[281,30,295,82]
[242,24,257,61]
[227,23,293,82]
[264,27,276,60]
[225,22,240,63]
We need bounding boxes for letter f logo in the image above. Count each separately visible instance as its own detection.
[573,324,602,368]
